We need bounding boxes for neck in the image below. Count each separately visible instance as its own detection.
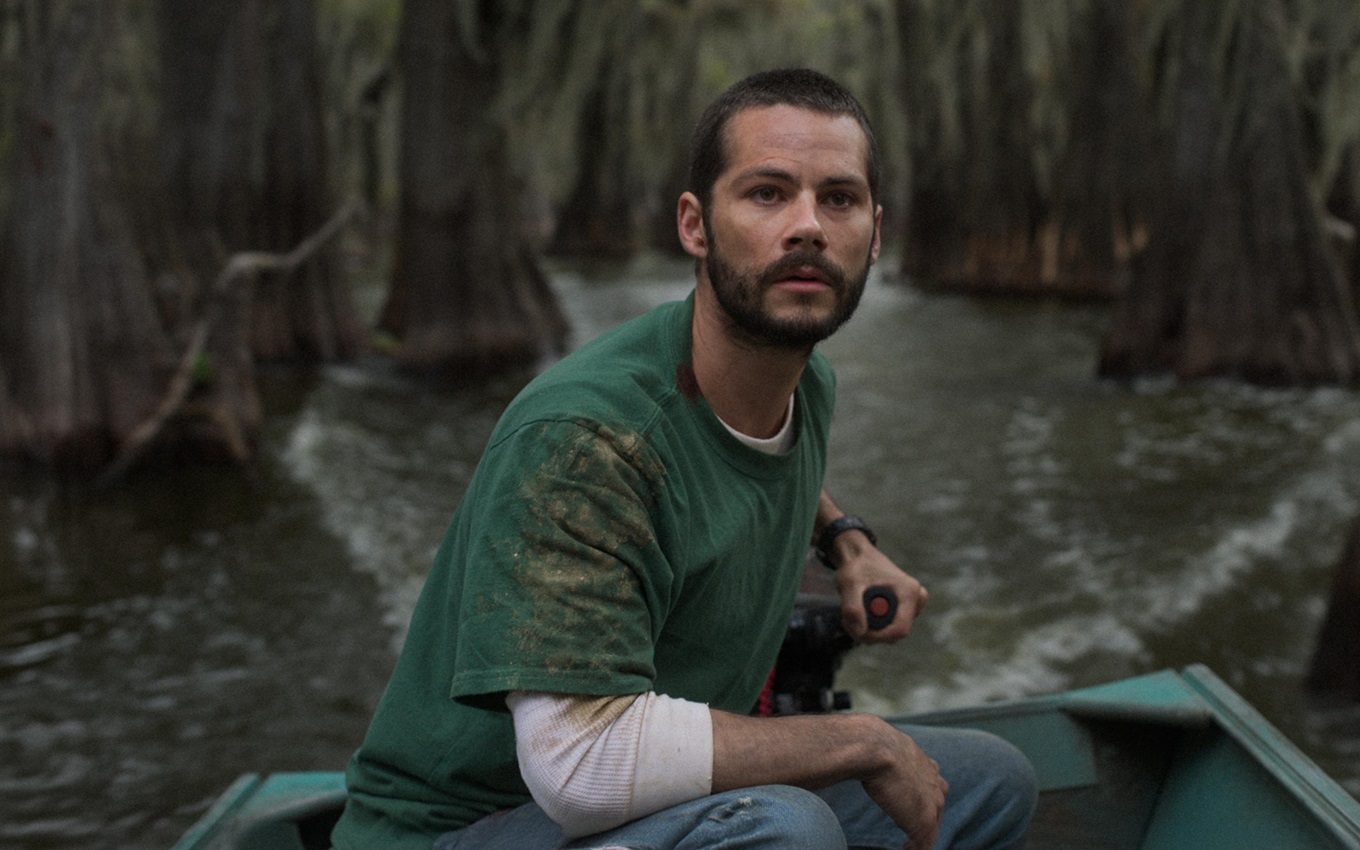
[690,279,809,438]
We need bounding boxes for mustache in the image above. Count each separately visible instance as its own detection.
[760,251,846,288]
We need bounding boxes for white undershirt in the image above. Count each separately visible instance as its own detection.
[719,393,797,456]
[507,691,713,837]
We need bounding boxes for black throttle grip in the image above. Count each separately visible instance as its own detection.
[863,585,898,631]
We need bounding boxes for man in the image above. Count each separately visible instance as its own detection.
[331,69,1036,850]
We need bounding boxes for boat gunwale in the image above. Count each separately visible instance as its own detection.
[171,667,1360,850]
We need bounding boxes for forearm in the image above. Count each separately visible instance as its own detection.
[711,707,947,849]
[711,707,889,792]
[813,489,847,546]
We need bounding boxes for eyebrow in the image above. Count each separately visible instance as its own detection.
[730,166,869,191]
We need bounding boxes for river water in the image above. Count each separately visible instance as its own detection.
[3,256,1360,849]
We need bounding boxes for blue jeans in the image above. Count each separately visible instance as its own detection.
[432,724,1037,850]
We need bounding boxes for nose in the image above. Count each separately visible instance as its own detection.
[783,191,827,251]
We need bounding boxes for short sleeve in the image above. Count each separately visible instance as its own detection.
[448,418,670,707]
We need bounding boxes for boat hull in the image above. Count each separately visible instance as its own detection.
[172,665,1360,850]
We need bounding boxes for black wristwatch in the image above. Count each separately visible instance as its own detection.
[815,515,877,569]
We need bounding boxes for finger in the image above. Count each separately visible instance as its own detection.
[841,595,867,640]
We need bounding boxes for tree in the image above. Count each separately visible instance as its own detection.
[155,0,365,363]
[890,0,1360,359]
[1098,1,1360,383]
[544,82,639,259]
[894,0,1149,298]
[0,0,363,475]
[502,0,907,260]
[377,0,569,375]
[0,1,175,468]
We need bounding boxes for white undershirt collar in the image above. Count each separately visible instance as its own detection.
[718,394,796,456]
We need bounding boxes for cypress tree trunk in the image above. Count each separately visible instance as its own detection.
[156,0,364,363]
[897,0,1141,299]
[1045,0,1151,296]
[379,0,569,375]
[0,2,174,467]
[897,3,1036,293]
[546,88,638,259]
[1098,2,1360,384]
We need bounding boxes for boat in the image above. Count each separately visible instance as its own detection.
[171,664,1360,850]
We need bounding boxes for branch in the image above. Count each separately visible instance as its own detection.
[94,199,364,489]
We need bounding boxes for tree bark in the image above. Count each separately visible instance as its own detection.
[1329,143,1360,293]
[0,1,174,467]
[156,0,365,363]
[1098,2,1360,384]
[0,0,363,473]
[898,0,1142,299]
[379,0,569,376]
[546,88,638,259]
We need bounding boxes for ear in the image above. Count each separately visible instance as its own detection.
[677,192,708,260]
[869,204,883,266]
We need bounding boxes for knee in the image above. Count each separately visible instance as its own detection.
[977,731,1037,797]
[706,785,847,850]
[950,731,1039,849]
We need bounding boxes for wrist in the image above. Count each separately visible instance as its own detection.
[849,713,899,777]
[815,514,877,569]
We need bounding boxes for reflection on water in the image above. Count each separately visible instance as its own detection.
[2,255,1360,849]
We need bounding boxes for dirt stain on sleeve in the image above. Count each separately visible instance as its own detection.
[505,421,668,677]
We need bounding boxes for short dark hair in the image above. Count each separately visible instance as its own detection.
[687,68,881,210]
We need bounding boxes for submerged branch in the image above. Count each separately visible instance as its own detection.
[94,199,364,489]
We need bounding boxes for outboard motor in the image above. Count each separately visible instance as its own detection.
[757,586,898,716]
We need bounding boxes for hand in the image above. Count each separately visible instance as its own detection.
[711,710,946,850]
[832,535,928,643]
[860,719,949,850]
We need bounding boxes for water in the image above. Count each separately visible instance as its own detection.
[2,255,1359,849]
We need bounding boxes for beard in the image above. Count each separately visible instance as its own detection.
[704,228,872,350]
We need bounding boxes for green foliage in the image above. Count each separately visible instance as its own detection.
[191,351,215,385]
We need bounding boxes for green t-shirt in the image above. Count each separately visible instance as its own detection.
[332,295,835,850]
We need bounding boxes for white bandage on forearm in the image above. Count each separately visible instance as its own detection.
[506,690,714,838]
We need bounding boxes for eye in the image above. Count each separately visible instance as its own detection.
[824,191,856,209]
[750,186,781,204]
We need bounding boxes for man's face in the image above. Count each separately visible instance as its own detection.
[698,104,881,349]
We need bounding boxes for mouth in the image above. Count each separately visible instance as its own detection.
[773,279,830,297]
[784,265,829,284]
[768,259,836,293]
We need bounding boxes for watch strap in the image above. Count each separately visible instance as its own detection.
[815,514,877,569]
